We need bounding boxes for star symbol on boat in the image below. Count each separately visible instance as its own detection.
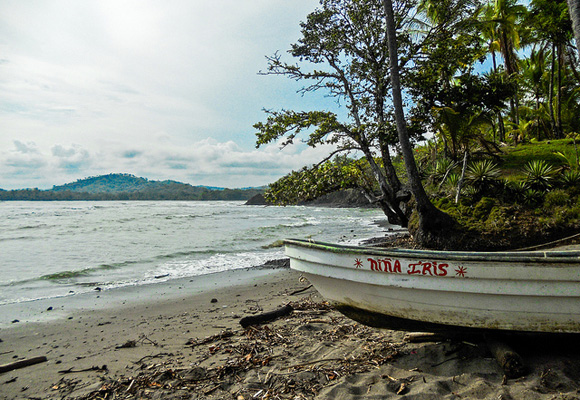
[354,258,363,269]
[455,266,467,277]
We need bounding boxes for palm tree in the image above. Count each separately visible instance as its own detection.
[481,4,502,72]
[528,0,574,138]
[480,3,508,142]
[521,47,548,139]
[433,106,493,158]
[490,0,527,126]
[382,0,454,247]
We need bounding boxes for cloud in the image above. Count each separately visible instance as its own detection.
[51,144,92,170]
[3,141,48,179]
[13,140,40,154]
[0,0,344,190]
[0,136,337,190]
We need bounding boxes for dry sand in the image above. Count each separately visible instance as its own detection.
[1,267,580,399]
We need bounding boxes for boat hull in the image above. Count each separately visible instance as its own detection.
[285,239,580,333]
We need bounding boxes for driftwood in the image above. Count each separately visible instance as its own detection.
[0,356,47,373]
[485,336,525,378]
[403,332,448,343]
[240,304,293,328]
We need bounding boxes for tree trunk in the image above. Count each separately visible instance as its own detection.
[455,152,468,204]
[382,0,454,247]
[568,0,580,58]
[361,145,408,226]
[567,49,580,85]
[549,43,559,138]
[497,112,506,143]
[557,43,563,138]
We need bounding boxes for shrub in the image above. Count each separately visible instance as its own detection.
[544,189,570,208]
[484,206,513,232]
[472,197,496,221]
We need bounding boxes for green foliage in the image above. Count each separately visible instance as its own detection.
[483,206,512,232]
[464,159,501,194]
[522,188,545,206]
[254,111,342,148]
[0,174,263,201]
[472,197,497,220]
[503,179,527,202]
[522,159,555,190]
[251,0,580,239]
[264,156,369,205]
[543,189,570,208]
[500,139,571,179]
[559,169,580,187]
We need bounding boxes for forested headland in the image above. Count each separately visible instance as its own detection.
[0,173,264,201]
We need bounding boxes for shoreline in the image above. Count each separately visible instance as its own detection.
[0,262,289,329]
[0,268,304,400]
[2,266,580,399]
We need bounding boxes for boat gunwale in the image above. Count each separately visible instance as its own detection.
[284,238,580,263]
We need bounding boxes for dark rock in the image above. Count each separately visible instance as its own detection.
[302,189,377,208]
[210,298,218,303]
[245,193,268,205]
[258,258,290,269]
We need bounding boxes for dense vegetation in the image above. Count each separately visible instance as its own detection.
[0,174,264,201]
[255,0,580,249]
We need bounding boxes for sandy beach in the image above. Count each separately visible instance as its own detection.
[1,265,580,399]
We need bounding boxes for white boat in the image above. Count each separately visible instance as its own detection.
[285,239,580,333]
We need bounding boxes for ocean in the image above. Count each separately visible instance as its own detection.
[0,201,390,325]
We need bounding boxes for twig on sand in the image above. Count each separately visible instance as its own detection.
[286,358,344,370]
[288,285,313,296]
[58,365,108,374]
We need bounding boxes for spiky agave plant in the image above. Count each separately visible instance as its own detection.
[522,188,544,206]
[465,159,501,195]
[559,169,580,187]
[522,160,555,191]
[443,173,461,198]
[504,180,528,203]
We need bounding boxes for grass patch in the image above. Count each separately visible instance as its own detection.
[499,139,577,180]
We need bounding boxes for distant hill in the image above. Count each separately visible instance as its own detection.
[51,173,220,194]
[0,173,265,201]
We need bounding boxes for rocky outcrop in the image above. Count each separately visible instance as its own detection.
[302,189,377,208]
[245,189,378,208]
[245,193,269,205]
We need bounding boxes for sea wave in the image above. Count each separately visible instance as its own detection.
[0,201,389,308]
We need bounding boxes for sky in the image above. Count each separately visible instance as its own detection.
[0,0,341,190]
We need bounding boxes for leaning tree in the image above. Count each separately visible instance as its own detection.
[255,0,481,246]
[381,0,455,246]
[254,0,416,226]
